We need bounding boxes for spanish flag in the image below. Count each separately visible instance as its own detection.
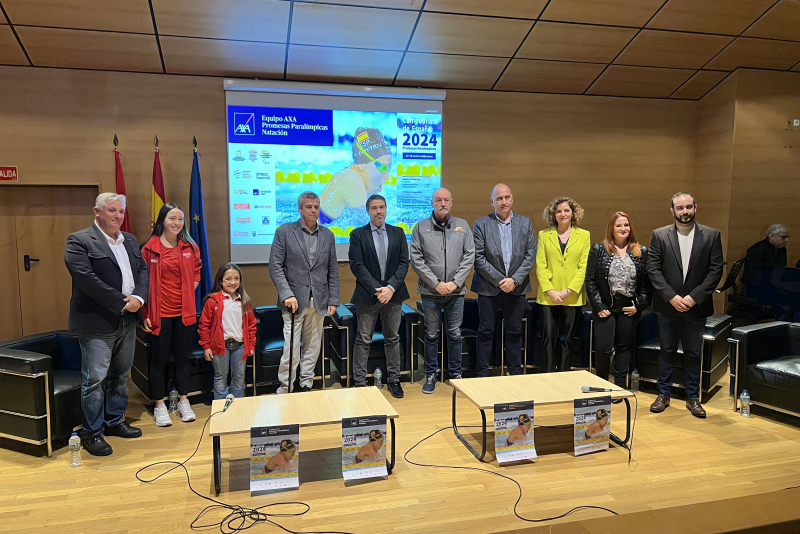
[151,149,165,229]
[357,131,369,145]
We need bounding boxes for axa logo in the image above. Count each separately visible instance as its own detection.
[233,113,255,135]
[236,217,251,223]
[233,189,248,195]
[234,203,250,210]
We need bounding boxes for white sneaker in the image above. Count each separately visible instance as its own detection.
[154,404,172,427]
[177,399,196,422]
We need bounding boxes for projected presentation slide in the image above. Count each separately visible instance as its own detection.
[226,99,442,263]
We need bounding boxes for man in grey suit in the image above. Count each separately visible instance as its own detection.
[269,192,339,393]
[471,184,537,377]
[647,192,723,418]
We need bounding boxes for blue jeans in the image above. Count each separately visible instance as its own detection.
[421,295,464,377]
[656,314,706,400]
[78,313,136,438]
[212,343,246,399]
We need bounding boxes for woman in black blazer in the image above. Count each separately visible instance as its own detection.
[585,212,650,388]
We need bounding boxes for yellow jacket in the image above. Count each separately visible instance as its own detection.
[536,226,591,306]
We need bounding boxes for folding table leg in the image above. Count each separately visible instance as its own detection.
[451,388,487,461]
[386,418,396,474]
[213,435,221,496]
[610,398,632,447]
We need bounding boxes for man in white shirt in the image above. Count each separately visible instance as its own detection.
[646,192,723,419]
[64,193,149,456]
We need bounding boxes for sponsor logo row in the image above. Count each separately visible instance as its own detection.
[231,148,272,163]
[234,204,273,210]
[233,189,273,195]
[232,170,272,180]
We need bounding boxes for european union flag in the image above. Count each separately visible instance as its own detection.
[189,151,212,313]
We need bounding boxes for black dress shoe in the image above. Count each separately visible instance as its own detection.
[686,398,707,418]
[105,421,143,439]
[300,385,312,392]
[650,394,670,413]
[388,381,404,399]
[82,435,113,456]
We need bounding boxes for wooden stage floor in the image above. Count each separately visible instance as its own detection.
[1,373,800,534]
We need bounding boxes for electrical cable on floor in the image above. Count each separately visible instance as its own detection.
[135,411,357,534]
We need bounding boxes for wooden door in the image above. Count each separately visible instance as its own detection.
[13,186,97,336]
[0,191,22,341]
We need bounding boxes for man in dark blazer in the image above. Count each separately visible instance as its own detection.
[348,194,409,397]
[471,184,537,377]
[269,191,339,394]
[647,192,723,418]
[64,193,148,456]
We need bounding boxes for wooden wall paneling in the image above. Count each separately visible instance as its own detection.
[744,0,800,42]
[0,190,22,341]
[647,0,777,35]
[0,24,28,66]
[515,22,637,64]
[728,70,800,267]
[407,12,533,57]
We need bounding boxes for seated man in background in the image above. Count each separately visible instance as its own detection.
[742,224,789,288]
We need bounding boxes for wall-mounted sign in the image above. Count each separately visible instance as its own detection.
[0,166,18,182]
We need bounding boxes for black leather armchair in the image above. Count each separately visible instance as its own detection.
[132,316,214,402]
[635,311,731,399]
[0,331,83,457]
[328,303,416,386]
[730,322,800,417]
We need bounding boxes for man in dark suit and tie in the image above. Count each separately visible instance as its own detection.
[64,193,149,456]
[269,192,339,394]
[348,194,410,397]
[471,184,537,377]
[647,192,723,418]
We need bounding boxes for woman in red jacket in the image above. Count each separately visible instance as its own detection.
[199,263,257,400]
[142,203,201,427]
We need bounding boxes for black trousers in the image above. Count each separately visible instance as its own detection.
[149,316,194,400]
[592,305,639,388]
[540,305,578,372]
[476,292,525,376]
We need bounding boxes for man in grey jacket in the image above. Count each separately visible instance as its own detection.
[269,192,339,393]
[471,184,537,377]
[410,188,475,394]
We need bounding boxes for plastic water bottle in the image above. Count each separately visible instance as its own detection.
[69,433,81,467]
[374,367,383,389]
[740,389,751,417]
[631,369,640,393]
[168,388,179,413]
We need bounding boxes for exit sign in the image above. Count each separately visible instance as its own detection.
[0,166,18,182]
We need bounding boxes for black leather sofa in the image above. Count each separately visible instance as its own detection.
[0,331,83,456]
[635,311,731,399]
[729,321,800,418]
[328,303,417,386]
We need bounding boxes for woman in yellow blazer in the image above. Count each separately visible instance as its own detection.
[536,197,590,372]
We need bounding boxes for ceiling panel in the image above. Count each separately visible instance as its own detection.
[705,37,800,70]
[424,0,549,19]
[616,30,733,69]
[517,22,636,64]
[16,27,162,72]
[670,70,729,99]
[647,0,777,35]
[298,0,423,8]
[540,0,666,27]
[2,0,154,34]
[495,59,606,93]
[587,65,695,98]
[287,45,403,84]
[161,36,285,77]
[0,25,28,65]
[152,0,290,42]
[395,52,508,89]
[408,12,533,57]
[744,0,800,42]
[290,3,417,50]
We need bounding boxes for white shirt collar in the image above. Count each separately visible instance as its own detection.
[94,221,123,244]
[370,222,385,232]
[495,211,513,225]
[222,291,241,301]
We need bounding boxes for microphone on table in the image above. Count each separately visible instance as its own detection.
[581,385,613,393]
[223,394,234,412]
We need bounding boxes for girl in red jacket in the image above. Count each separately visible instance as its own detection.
[199,263,257,400]
[142,203,201,427]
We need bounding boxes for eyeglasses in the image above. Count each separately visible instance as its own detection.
[356,142,390,174]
